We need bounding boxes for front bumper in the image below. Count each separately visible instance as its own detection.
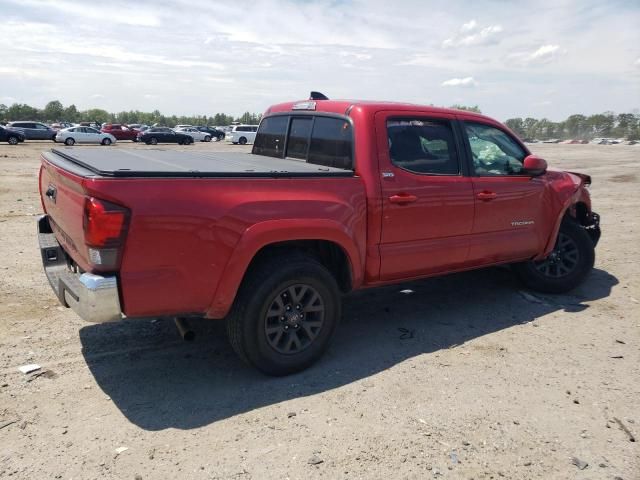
[37,215,123,323]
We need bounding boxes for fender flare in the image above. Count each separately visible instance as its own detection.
[205,218,364,318]
[535,187,584,260]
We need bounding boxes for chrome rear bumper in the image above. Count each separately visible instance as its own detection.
[37,215,122,323]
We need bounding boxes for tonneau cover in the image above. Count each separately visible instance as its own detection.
[46,148,354,178]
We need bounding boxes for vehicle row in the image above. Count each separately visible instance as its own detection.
[0,120,233,145]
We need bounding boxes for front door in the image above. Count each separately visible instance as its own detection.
[461,120,546,264]
[376,111,475,281]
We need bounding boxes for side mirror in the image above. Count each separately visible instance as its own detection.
[522,154,547,176]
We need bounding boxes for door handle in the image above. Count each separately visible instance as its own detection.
[477,191,497,201]
[389,194,418,204]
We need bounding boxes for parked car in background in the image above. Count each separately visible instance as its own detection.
[101,124,139,142]
[7,121,57,141]
[137,127,193,145]
[0,125,26,144]
[174,127,211,142]
[50,122,74,131]
[126,124,149,132]
[226,124,259,144]
[77,122,103,130]
[197,126,225,141]
[55,127,116,146]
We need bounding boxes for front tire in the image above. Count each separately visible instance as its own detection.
[150,137,158,145]
[514,219,595,293]
[8,136,19,145]
[101,138,112,146]
[226,252,341,376]
[204,135,211,142]
[64,138,75,146]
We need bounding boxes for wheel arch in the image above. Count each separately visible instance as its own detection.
[205,219,364,319]
[537,196,592,260]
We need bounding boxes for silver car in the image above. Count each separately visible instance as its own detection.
[55,127,117,146]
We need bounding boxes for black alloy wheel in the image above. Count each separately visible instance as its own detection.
[513,218,595,293]
[264,284,326,355]
[533,232,579,278]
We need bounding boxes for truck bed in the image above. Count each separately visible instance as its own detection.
[44,148,353,178]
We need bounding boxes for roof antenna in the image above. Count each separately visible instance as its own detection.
[309,91,329,100]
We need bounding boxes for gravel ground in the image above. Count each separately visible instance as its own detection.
[0,141,638,480]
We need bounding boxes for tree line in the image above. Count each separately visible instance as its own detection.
[2,100,639,140]
[504,113,640,141]
[0,100,262,127]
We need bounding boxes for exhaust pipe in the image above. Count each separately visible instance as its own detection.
[174,317,195,341]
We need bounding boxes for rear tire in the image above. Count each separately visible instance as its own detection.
[513,218,595,293]
[64,138,75,146]
[150,137,158,145]
[8,136,18,145]
[226,252,341,376]
[204,135,211,142]
[238,136,247,145]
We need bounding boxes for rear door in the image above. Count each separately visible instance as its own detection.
[460,119,546,264]
[376,111,475,280]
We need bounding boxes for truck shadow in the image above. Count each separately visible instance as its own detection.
[79,267,617,431]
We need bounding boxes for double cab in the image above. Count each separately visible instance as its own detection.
[37,95,600,375]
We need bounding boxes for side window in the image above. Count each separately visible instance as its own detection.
[307,117,353,170]
[387,119,459,175]
[464,122,527,175]
[252,115,288,158]
[287,117,313,159]
[251,126,258,132]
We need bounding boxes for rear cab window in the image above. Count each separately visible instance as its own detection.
[252,115,354,170]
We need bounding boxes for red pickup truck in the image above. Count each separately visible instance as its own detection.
[100,124,139,142]
[37,95,600,375]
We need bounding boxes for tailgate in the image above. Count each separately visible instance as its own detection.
[39,154,91,271]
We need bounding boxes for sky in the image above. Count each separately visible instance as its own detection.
[0,0,638,121]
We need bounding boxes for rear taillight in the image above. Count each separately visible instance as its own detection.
[83,197,130,269]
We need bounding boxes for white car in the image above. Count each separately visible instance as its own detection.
[56,127,116,146]
[174,127,212,142]
[226,125,259,145]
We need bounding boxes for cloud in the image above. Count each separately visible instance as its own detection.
[443,20,503,48]
[506,44,563,66]
[441,77,478,87]
[635,58,640,67]
[529,45,560,61]
[339,51,373,61]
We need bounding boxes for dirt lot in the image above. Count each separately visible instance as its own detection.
[0,141,638,480]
